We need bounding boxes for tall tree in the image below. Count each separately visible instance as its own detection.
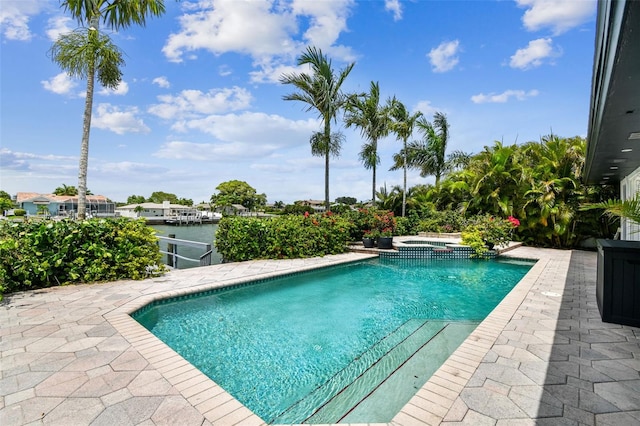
[344,81,390,206]
[280,46,355,211]
[211,180,266,211]
[414,112,449,185]
[52,0,166,219]
[389,98,422,217]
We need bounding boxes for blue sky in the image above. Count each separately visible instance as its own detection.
[1,0,597,204]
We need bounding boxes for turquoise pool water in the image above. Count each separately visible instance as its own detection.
[134,257,533,423]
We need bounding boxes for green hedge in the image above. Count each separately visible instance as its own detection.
[215,213,354,262]
[0,218,164,299]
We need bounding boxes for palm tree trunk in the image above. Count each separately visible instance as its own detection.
[324,121,331,211]
[372,162,377,207]
[77,28,97,220]
[402,137,407,217]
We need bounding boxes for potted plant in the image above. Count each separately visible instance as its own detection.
[362,229,377,248]
[377,227,394,249]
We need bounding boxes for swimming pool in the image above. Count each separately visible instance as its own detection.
[134,257,533,423]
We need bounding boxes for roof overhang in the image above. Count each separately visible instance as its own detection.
[584,0,640,185]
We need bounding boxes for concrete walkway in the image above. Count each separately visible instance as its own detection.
[1,247,639,425]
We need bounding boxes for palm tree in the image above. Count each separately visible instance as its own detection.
[388,98,422,217]
[52,0,166,220]
[414,112,449,185]
[54,184,78,196]
[280,46,355,211]
[344,81,390,206]
[591,196,640,224]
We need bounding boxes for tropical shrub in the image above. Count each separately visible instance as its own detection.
[0,218,164,299]
[418,209,467,233]
[215,213,354,262]
[464,214,520,248]
[460,229,489,258]
[13,209,26,216]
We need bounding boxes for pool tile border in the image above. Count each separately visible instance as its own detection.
[102,251,548,426]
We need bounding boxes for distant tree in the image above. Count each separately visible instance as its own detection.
[335,196,357,205]
[0,190,11,200]
[147,191,179,204]
[177,197,193,206]
[133,205,144,217]
[127,195,146,204]
[281,46,355,211]
[51,0,166,219]
[210,180,266,211]
[283,203,314,215]
[273,201,285,209]
[54,184,78,196]
[0,197,13,212]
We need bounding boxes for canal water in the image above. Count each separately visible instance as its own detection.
[150,223,222,269]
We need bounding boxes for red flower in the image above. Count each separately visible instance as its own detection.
[304,211,309,218]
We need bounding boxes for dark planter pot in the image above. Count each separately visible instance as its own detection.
[596,239,640,327]
[377,236,393,249]
[362,237,375,248]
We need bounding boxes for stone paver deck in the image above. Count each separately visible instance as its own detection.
[1,247,639,425]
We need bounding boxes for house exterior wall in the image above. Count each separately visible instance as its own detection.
[20,202,59,216]
[620,166,640,241]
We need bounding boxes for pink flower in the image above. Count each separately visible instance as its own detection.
[507,216,520,227]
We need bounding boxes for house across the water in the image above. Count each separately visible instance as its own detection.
[16,192,115,218]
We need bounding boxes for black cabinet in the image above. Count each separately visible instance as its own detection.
[596,239,640,327]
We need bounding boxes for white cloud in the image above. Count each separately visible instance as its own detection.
[148,87,253,119]
[41,72,78,95]
[0,148,78,171]
[46,16,74,41]
[509,38,557,69]
[414,100,438,116]
[385,0,402,21]
[98,161,168,174]
[163,0,298,62]
[99,81,129,96]
[162,0,355,83]
[290,0,354,52]
[154,140,279,161]
[92,104,151,135]
[218,65,232,76]
[170,112,318,148]
[0,0,48,41]
[249,62,302,84]
[516,0,596,35]
[152,76,171,88]
[428,40,460,73]
[471,89,539,104]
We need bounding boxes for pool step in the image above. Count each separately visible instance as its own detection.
[271,319,431,423]
[305,321,448,423]
[341,321,479,423]
[272,319,447,424]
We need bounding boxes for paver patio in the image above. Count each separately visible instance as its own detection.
[1,247,639,425]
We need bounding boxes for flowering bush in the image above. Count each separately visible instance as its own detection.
[348,208,397,239]
[463,214,519,248]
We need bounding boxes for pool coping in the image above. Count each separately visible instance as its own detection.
[103,249,548,425]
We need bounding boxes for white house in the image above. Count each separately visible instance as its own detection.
[116,201,194,219]
[584,0,640,241]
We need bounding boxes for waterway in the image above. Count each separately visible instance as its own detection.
[150,223,222,268]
